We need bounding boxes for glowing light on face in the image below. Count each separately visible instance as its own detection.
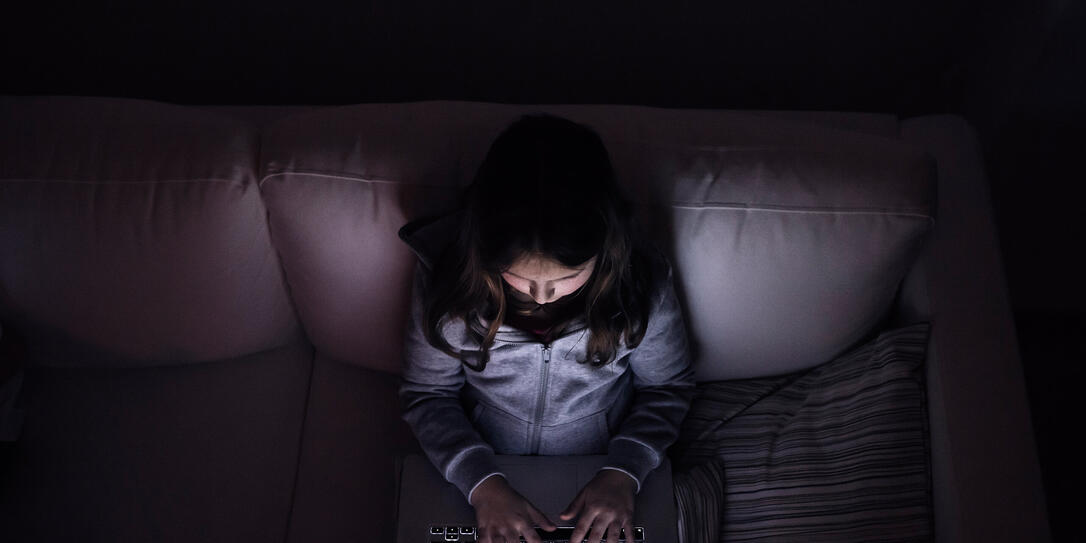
[500,254,597,305]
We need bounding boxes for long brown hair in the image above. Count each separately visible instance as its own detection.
[423,113,656,372]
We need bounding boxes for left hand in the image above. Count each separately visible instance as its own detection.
[559,469,636,543]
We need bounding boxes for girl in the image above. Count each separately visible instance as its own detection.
[398,113,696,543]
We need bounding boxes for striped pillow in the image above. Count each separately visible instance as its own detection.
[670,323,932,543]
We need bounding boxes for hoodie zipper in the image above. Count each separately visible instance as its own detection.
[529,344,552,454]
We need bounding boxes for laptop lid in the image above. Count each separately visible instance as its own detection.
[395,453,677,542]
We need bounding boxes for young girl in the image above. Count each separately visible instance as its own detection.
[398,113,696,543]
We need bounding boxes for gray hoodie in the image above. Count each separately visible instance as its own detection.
[397,210,697,504]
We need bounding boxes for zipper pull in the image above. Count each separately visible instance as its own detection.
[542,345,551,363]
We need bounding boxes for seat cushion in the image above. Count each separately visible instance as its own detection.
[0,337,314,542]
[284,354,422,543]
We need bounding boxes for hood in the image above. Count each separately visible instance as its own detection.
[397,209,466,274]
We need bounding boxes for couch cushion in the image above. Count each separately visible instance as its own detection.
[608,136,936,380]
[0,337,314,542]
[0,96,300,367]
[284,354,422,543]
[670,322,932,542]
[258,102,514,373]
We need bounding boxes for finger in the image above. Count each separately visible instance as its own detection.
[604,521,622,543]
[519,520,544,543]
[476,525,492,543]
[570,514,594,543]
[568,519,583,543]
[588,515,612,543]
[560,491,584,521]
[482,526,507,543]
[528,506,558,531]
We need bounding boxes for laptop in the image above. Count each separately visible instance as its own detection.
[394,453,678,543]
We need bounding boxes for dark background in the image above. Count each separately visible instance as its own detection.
[3,0,1083,539]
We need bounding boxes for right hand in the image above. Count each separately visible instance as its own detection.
[470,475,558,543]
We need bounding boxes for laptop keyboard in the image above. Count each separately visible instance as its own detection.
[427,525,645,542]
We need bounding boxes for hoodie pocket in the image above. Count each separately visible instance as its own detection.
[536,409,611,455]
[470,401,531,454]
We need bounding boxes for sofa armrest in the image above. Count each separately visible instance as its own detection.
[898,115,1050,542]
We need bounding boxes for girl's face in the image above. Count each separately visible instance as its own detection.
[500,253,597,305]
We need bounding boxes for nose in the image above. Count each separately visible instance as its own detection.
[530,285,557,304]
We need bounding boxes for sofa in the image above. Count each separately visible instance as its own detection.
[0,96,1049,542]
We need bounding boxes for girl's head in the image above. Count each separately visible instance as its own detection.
[424,113,656,371]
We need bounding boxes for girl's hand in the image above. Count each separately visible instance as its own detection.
[559,469,637,543]
[470,475,558,543]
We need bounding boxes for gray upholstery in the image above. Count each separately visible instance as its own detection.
[0,96,1049,542]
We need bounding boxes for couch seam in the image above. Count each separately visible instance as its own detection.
[282,340,317,543]
[251,123,318,543]
[259,169,456,189]
[0,178,239,184]
[670,203,934,219]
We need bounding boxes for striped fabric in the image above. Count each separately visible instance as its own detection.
[670,323,932,543]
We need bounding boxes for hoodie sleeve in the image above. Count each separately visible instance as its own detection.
[398,264,507,504]
[597,256,697,493]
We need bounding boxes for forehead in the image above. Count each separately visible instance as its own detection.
[504,253,595,279]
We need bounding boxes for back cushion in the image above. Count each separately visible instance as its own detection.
[610,137,936,379]
[260,101,934,378]
[259,102,494,373]
[0,96,300,366]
